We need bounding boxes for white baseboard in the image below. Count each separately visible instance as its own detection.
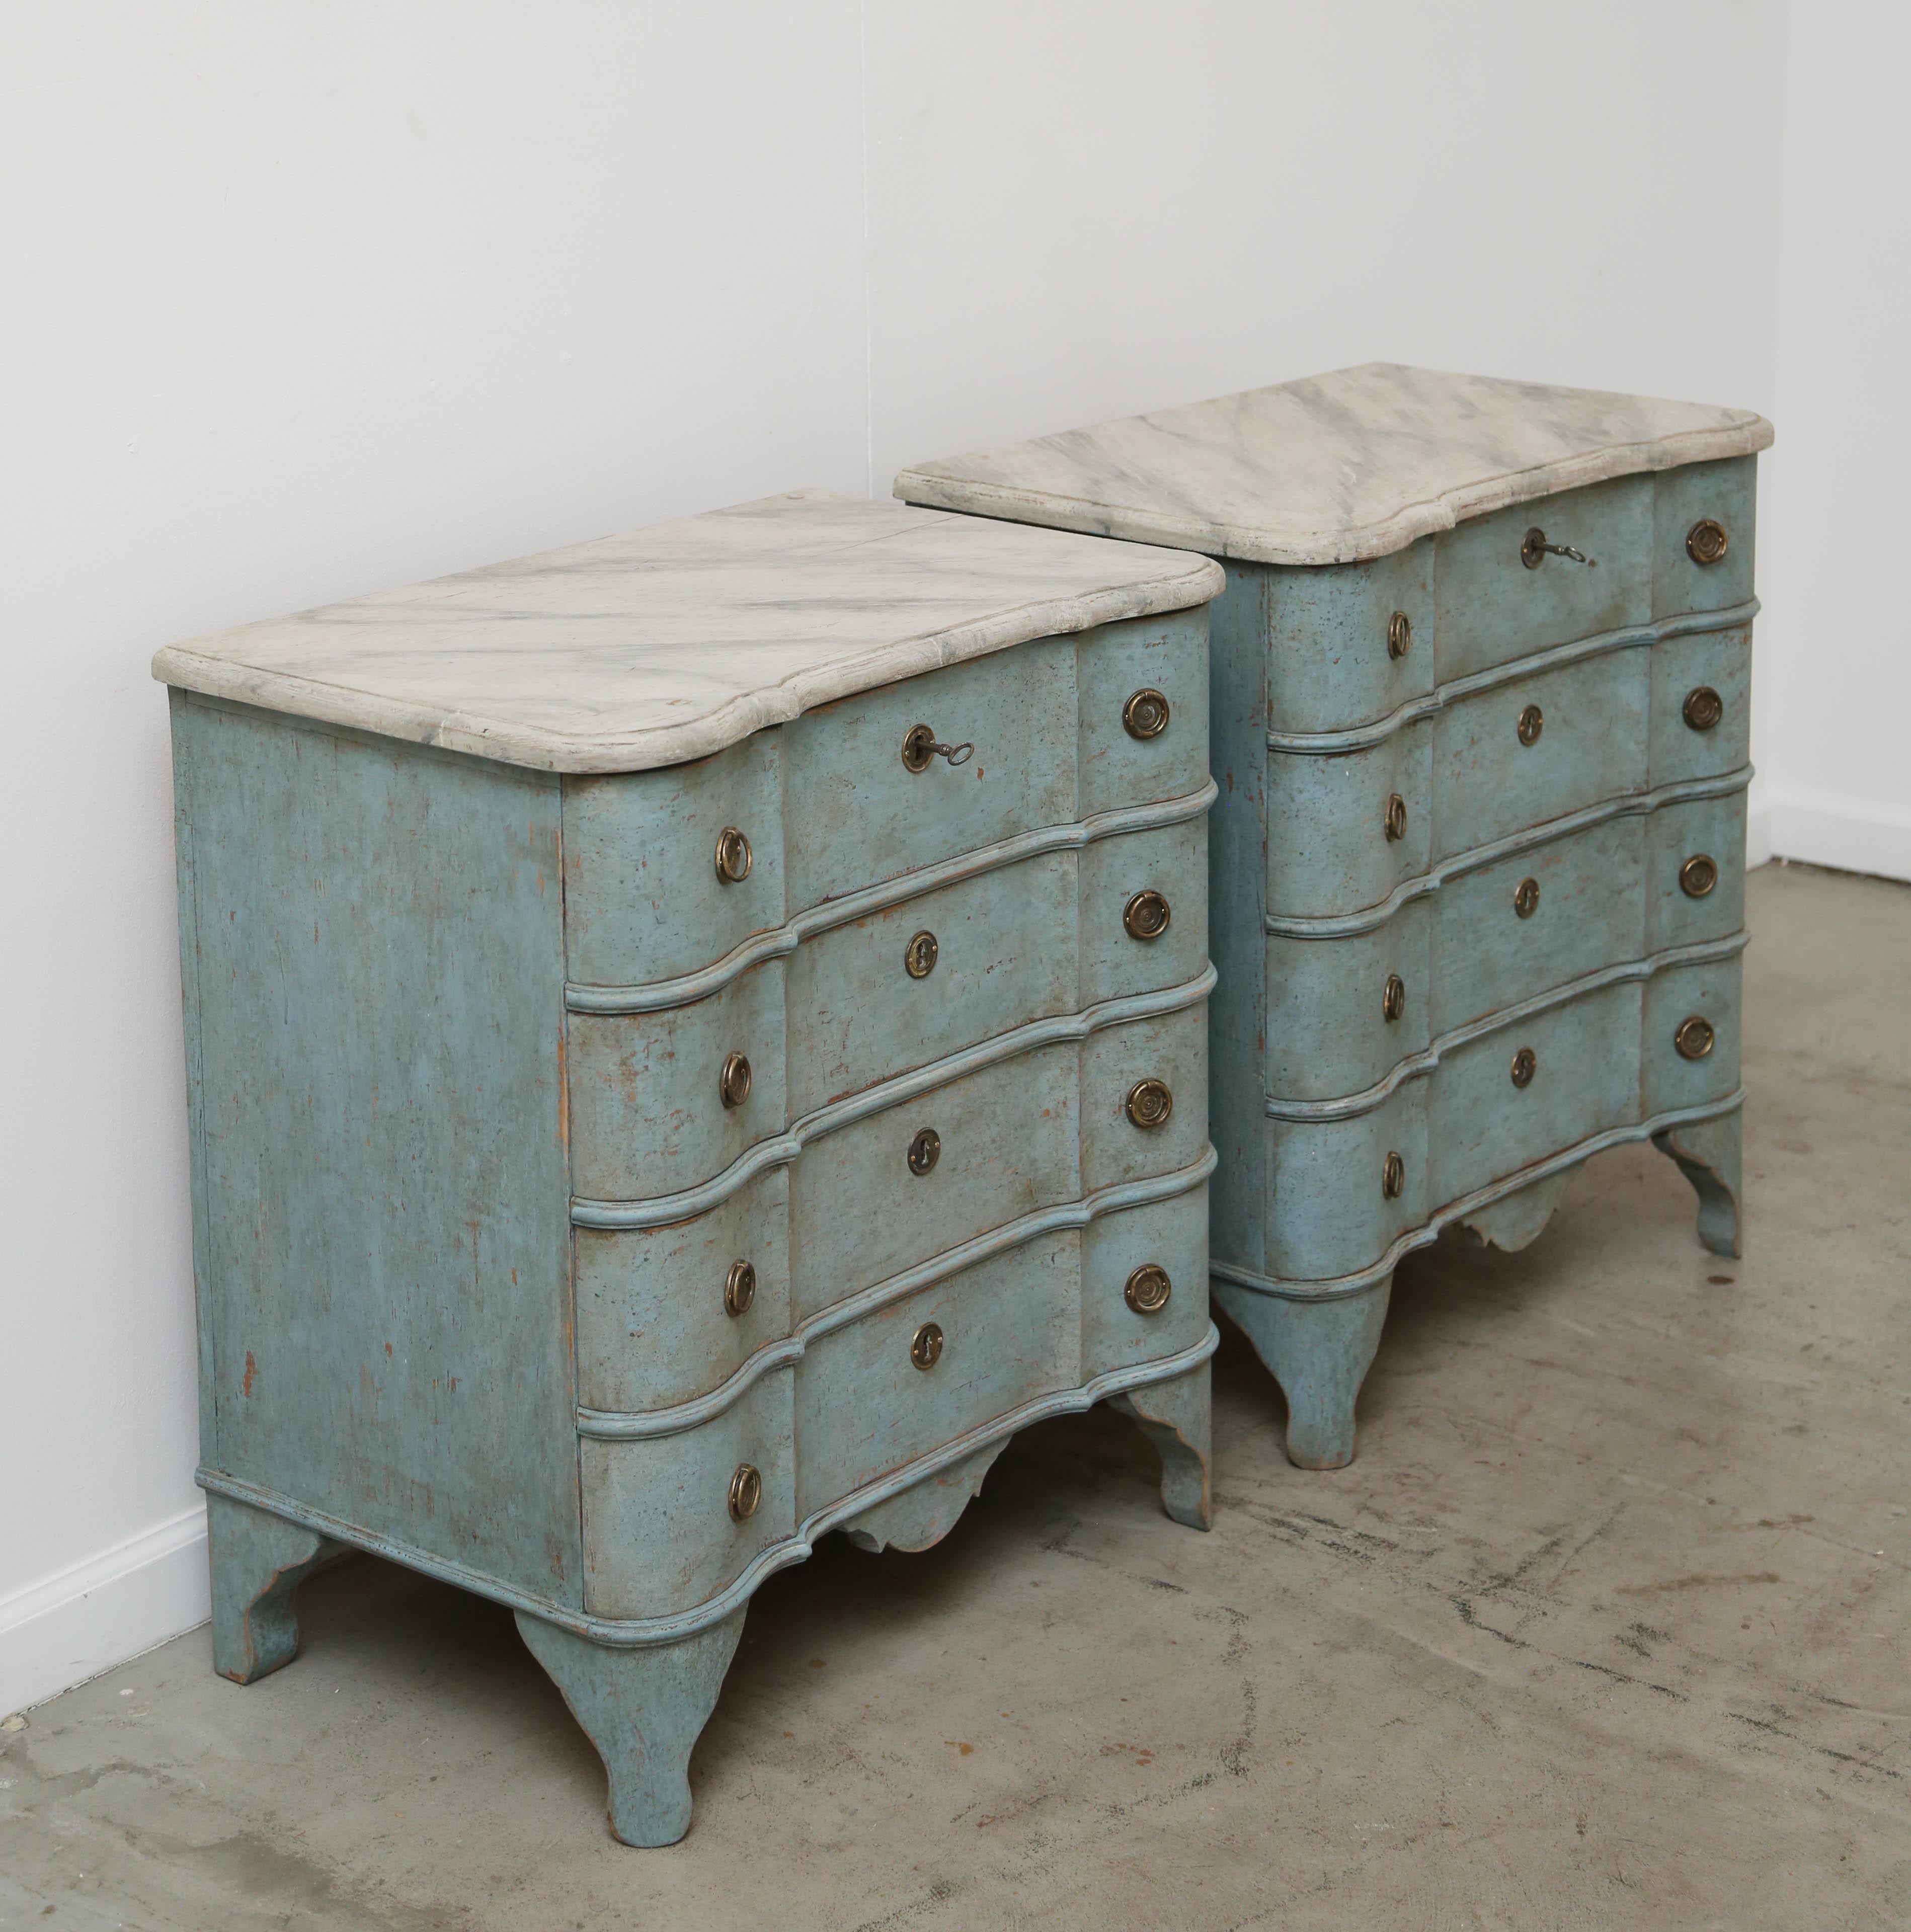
[1763,783,1911,884]
[0,1504,209,1715]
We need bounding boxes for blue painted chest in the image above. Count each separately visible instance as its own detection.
[897,364,1773,1469]
[155,490,1224,1843]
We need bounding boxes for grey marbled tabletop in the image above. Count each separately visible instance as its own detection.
[894,363,1774,567]
[152,491,1223,772]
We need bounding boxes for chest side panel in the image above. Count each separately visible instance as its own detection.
[172,697,579,1603]
[1205,564,1273,1276]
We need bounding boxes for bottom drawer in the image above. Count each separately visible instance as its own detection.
[579,1183,1208,1620]
[1256,955,1740,1283]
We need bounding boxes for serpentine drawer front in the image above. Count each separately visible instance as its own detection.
[155,490,1222,1846]
[580,1184,1211,1620]
[898,362,1770,1471]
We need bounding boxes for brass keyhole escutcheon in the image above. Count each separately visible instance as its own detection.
[1514,876,1541,920]
[1124,1264,1172,1316]
[1517,704,1544,747]
[905,930,939,979]
[719,1051,752,1109]
[1123,687,1170,740]
[910,1322,944,1371]
[1124,889,1171,941]
[1387,611,1412,660]
[907,1127,941,1176]
[901,723,974,771]
[728,1463,762,1522]
[1675,1014,1715,1061]
[1683,686,1724,732]
[714,826,752,884]
[1687,518,1729,566]
[1510,1045,1538,1089]
[1381,1150,1405,1199]
[1382,973,1406,1022]
[1383,792,1408,842]
[1125,1078,1173,1130]
[1681,853,1718,898]
[724,1259,756,1319]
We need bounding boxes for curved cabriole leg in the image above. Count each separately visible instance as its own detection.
[1109,1365,1212,1530]
[1214,1275,1392,1470]
[1653,1110,1743,1259]
[206,1493,344,1684]
[515,1606,746,1847]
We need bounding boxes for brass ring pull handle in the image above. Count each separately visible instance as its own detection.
[728,1463,762,1522]
[1125,1078,1173,1130]
[1674,1015,1715,1061]
[910,1322,944,1370]
[901,723,974,772]
[1123,688,1170,740]
[1123,890,1171,941]
[719,1051,752,1109]
[907,1127,941,1175]
[1680,854,1718,899]
[904,930,939,978]
[1383,793,1408,843]
[1382,973,1406,1022]
[1510,1046,1538,1089]
[714,826,752,884]
[1387,611,1412,660]
[1683,686,1724,732]
[724,1259,756,1318]
[1381,1150,1405,1199]
[1124,1264,1172,1315]
[1521,527,1598,570]
[1687,518,1729,566]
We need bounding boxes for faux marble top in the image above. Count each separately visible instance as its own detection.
[894,363,1774,568]
[152,491,1223,772]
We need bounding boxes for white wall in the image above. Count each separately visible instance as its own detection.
[0,0,871,1712]
[1757,3,1911,881]
[0,0,1852,1713]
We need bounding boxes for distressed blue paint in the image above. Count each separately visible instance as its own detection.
[205,1493,345,1684]
[1207,458,1756,1465]
[515,1606,747,1848]
[168,599,1218,1846]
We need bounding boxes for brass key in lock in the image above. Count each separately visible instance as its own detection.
[1521,526,1598,569]
[901,723,975,772]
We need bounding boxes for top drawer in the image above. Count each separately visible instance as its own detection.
[1433,474,1653,683]
[562,607,1210,988]
[1261,458,1758,732]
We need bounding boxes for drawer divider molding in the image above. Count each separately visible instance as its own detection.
[570,963,1218,1228]
[1264,767,1752,939]
[565,778,1217,1015]
[1265,932,1749,1121]
[1219,1090,1744,1303]
[196,1322,1222,1650]
[575,1146,1216,1440]
[1264,601,1759,755]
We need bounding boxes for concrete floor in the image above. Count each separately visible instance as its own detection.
[3,861,1906,1931]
